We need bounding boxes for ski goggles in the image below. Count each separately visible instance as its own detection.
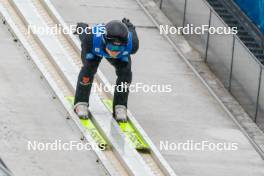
[106,43,126,52]
[104,34,128,45]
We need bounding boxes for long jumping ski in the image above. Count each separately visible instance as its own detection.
[66,96,107,149]
[102,99,150,152]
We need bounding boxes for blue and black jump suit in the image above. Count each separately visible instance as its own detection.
[74,23,139,114]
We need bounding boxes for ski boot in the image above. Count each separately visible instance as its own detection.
[114,105,128,122]
[74,102,89,119]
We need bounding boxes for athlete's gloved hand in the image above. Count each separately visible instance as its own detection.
[122,18,135,30]
[74,22,89,35]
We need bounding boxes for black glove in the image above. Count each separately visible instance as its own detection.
[122,18,135,30]
[74,22,89,35]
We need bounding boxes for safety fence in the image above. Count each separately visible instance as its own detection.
[155,0,264,128]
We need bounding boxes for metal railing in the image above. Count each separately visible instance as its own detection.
[156,0,264,128]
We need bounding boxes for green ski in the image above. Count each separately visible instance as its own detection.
[102,99,150,152]
[66,96,107,149]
